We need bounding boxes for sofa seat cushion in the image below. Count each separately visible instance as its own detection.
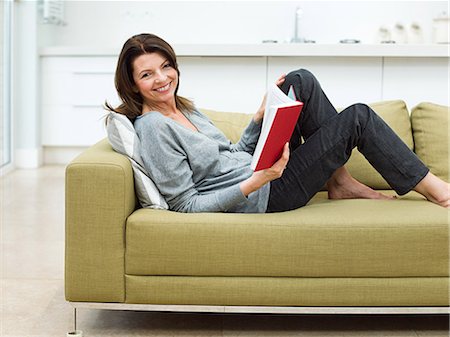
[125,192,449,278]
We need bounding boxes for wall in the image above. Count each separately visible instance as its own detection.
[13,0,449,167]
[40,1,448,47]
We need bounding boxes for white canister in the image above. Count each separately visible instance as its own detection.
[409,22,424,44]
[392,22,408,44]
[433,16,450,44]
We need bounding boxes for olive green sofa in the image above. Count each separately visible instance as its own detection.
[65,100,449,314]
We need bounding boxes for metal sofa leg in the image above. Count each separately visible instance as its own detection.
[66,308,83,337]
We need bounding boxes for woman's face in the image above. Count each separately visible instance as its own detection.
[132,52,178,110]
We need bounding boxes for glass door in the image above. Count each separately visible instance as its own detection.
[1,0,12,171]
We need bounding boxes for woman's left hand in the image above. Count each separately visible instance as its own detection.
[253,73,287,123]
[275,73,287,87]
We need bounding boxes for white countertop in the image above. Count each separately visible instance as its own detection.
[40,43,450,57]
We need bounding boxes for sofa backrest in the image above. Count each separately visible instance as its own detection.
[200,108,254,143]
[344,100,414,190]
[411,102,449,182]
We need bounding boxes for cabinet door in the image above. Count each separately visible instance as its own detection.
[41,57,119,146]
[177,57,267,113]
[383,57,450,109]
[268,57,383,109]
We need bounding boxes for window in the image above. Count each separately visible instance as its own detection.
[1,0,12,170]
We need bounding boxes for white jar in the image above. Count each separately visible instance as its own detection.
[433,16,450,44]
[392,22,408,44]
[409,22,424,44]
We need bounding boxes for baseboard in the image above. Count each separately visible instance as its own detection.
[0,162,15,176]
[15,147,43,168]
[43,146,88,165]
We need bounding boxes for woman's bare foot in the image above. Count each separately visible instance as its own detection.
[327,176,395,200]
[327,167,395,200]
[414,172,450,208]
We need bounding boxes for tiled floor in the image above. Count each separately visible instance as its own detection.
[1,166,449,337]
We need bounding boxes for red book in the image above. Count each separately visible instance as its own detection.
[251,84,303,171]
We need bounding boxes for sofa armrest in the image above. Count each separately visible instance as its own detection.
[65,138,137,302]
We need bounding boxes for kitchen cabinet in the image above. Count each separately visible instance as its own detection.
[382,57,450,108]
[177,56,266,113]
[39,44,449,161]
[41,56,267,147]
[267,57,383,108]
[41,57,119,146]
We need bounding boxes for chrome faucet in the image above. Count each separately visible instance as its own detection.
[291,6,305,43]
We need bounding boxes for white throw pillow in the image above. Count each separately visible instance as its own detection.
[106,112,169,210]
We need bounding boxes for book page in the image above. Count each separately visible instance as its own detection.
[266,83,297,108]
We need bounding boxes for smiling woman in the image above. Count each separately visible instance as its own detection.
[105,33,450,214]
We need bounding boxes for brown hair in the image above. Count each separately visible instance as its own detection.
[104,33,195,122]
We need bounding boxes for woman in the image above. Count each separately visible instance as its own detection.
[106,33,450,212]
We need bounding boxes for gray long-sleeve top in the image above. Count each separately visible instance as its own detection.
[134,109,270,213]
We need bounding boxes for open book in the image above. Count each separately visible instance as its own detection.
[251,84,304,171]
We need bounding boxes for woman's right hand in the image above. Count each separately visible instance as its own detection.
[253,74,287,124]
[240,143,290,197]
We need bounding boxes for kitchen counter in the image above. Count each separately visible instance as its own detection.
[40,43,449,57]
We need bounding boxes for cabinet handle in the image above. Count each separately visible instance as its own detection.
[72,104,103,108]
[73,72,114,75]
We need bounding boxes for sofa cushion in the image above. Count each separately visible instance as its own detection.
[411,102,449,182]
[200,108,253,143]
[344,100,414,189]
[125,191,449,278]
[106,112,168,209]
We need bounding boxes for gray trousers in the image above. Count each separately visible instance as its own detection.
[266,69,429,212]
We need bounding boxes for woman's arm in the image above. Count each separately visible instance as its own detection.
[240,143,290,196]
[230,118,262,154]
[138,117,249,213]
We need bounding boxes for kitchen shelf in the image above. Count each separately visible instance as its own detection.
[40,43,449,58]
